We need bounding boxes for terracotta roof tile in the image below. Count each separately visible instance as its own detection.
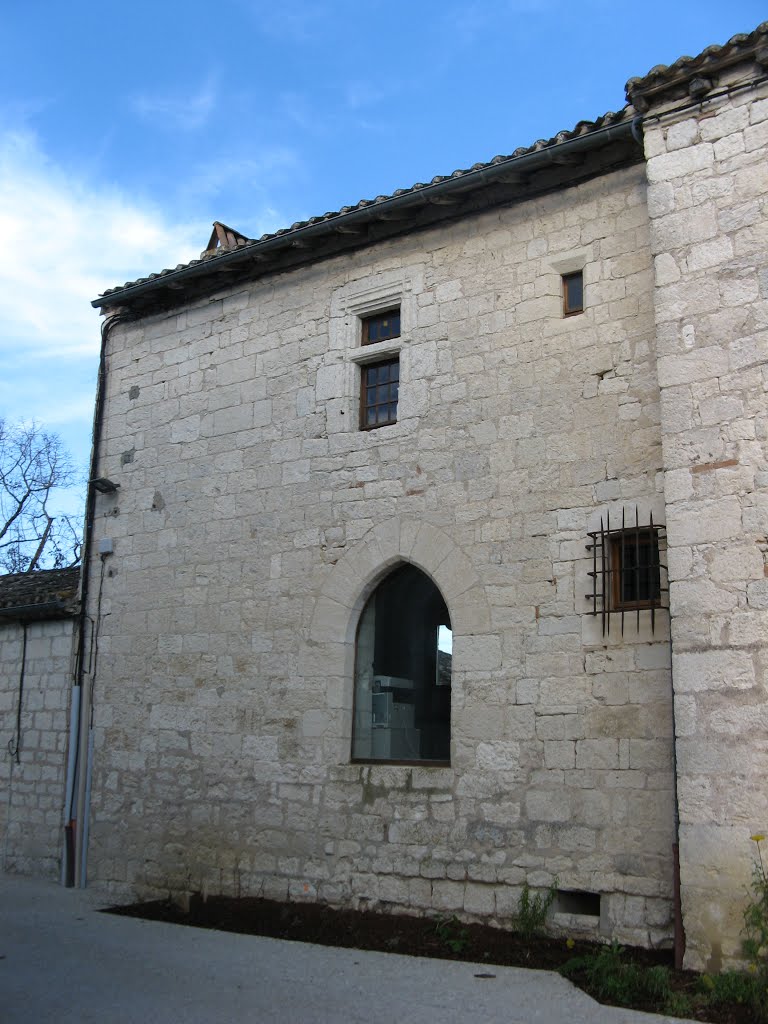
[95,108,628,304]
[0,567,80,619]
[626,21,768,109]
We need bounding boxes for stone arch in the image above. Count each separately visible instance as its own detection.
[309,517,491,647]
[304,518,494,763]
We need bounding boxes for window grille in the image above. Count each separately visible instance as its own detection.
[586,507,667,635]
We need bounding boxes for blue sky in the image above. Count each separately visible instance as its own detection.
[0,0,765,510]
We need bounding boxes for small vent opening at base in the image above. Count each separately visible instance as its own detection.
[554,890,601,917]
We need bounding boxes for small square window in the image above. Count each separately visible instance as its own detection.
[361,358,399,429]
[562,271,583,316]
[610,529,661,610]
[362,309,400,346]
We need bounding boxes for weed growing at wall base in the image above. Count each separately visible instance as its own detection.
[515,879,558,939]
[560,941,689,1015]
[434,916,469,954]
[742,833,768,1020]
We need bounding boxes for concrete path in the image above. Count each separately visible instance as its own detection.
[0,875,696,1024]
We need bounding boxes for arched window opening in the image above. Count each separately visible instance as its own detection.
[352,564,451,764]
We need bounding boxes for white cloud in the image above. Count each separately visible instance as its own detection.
[177,147,299,211]
[0,128,204,359]
[130,76,218,131]
[0,126,211,472]
[0,127,296,470]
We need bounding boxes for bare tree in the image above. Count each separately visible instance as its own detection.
[0,419,83,573]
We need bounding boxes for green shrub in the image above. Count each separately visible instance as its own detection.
[699,970,760,1006]
[561,942,689,1015]
[434,916,468,954]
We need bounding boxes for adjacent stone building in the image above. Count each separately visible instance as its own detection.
[0,568,79,878]
[80,24,768,971]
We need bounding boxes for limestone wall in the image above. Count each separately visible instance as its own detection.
[86,163,676,946]
[0,619,74,877]
[644,71,768,969]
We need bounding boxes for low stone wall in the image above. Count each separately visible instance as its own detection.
[0,618,75,877]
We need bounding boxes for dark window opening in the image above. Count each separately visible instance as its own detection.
[611,530,661,609]
[555,890,601,918]
[352,564,451,764]
[362,309,401,346]
[361,358,399,429]
[563,271,583,316]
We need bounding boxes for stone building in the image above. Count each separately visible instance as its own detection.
[0,568,79,878]
[79,24,768,971]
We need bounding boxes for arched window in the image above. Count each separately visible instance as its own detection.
[352,564,452,764]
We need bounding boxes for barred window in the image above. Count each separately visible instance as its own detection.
[587,509,667,634]
[611,530,661,609]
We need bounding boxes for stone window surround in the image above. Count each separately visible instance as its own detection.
[306,517,494,769]
[550,253,588,318]
[328,274,418,432]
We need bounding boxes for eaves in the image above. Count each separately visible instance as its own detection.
[92,113,641,316]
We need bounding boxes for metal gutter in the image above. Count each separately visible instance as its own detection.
[0,601,75,622]
[92,117,637,311]
[66,311,134,888]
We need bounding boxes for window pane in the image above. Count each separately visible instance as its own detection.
[353,565,451,762]
[362,308,401,345]
[563,271,583,315]
[361,357,399,429]
[567,275,583,309]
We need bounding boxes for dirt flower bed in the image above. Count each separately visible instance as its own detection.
[107,895,756,1023]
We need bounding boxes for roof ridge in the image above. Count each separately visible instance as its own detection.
[95,107,630,304]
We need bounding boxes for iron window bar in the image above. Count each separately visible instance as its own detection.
[586,506,668,636]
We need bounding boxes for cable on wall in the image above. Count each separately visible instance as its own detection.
[8,622,28,764]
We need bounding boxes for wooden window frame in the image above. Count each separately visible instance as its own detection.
[361,308,401,346]
[562,271,584,317]
[360,357,400,430]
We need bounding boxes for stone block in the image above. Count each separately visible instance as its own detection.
[432,880,466,911]
[453,635,502,672]
[476,742,520,770]
[672,650,755,693]
[525,790,572,823]
[544,740,575,769]
[576,739,619,769]
[665,118,699,150]
[646,143,714,183]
